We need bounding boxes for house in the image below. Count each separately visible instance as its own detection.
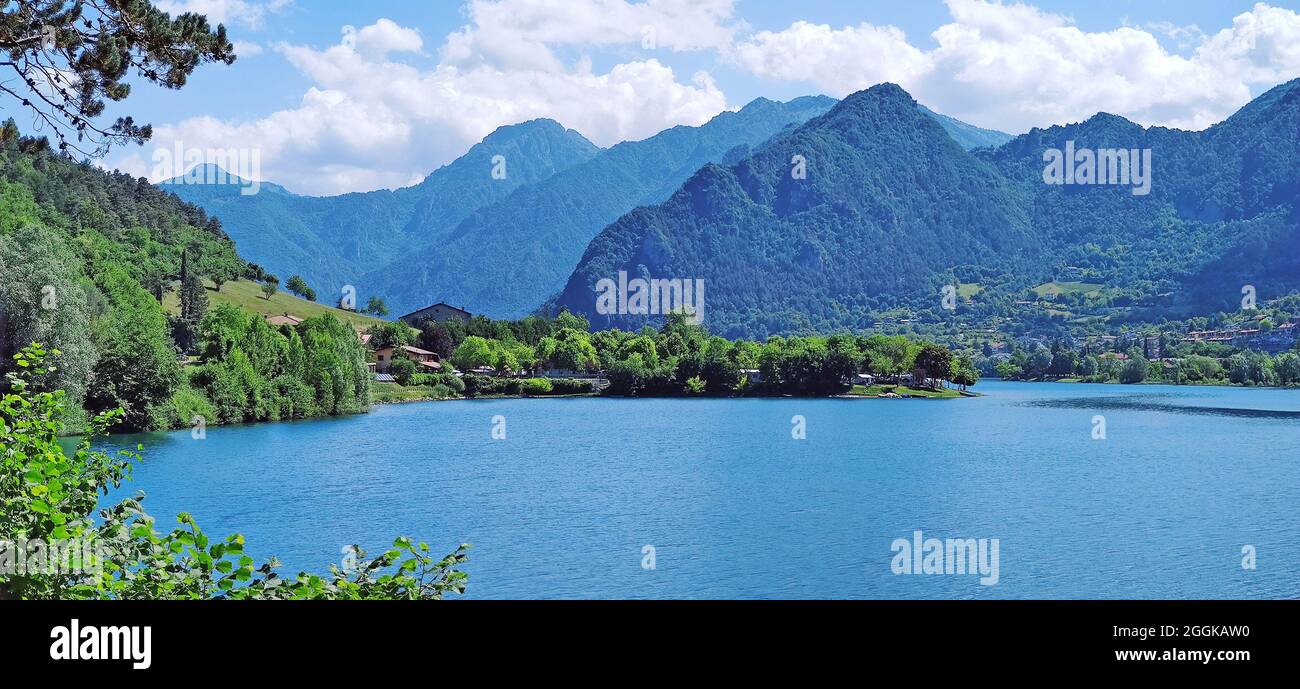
[1232,322,1297,354]
[1143,334,1164,360]
[374,345,442,372]
[397,302,472,326]
[1183,328,1238,344]
[266,314,303,327]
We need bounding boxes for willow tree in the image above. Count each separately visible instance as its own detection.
[0,0,235,156]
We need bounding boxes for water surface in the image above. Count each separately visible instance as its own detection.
[101,382,1300,598]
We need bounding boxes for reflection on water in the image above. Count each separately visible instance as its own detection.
[1023,395,1300,420]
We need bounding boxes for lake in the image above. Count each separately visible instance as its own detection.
[100,382,1300,599]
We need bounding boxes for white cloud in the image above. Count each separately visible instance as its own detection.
[729,21,932,97]
[120,1,1300,195]
[116,14,727,195]
[1196,2,1300,84]
[231,40,264,57]
[349,18,424,58]
[155,0,291,30]
[442,0,742,70]
[730,0,1300,133]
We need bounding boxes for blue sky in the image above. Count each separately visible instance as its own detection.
[101,0,1300,195]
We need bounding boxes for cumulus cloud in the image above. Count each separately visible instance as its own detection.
[730,21,932,96]
[441,0,742,70]
[115,11,728,195]
[118,1,1300,195]
[155,0,291,30]
[730,0,1300,133]
[348,18,425,59]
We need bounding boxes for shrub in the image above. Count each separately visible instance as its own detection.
[684,375,707,395]
[1120,357,1148,384]
[0,345,470,600]
[430,384,455,399]
[547,378,593,395]
[520,378,553,395]
[463,374,521,397]
[163,384,217,430]
[388,357,418,385]
[409,372,464,394]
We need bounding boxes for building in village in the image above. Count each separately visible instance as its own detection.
[374,345,442,373]
[398,303,472,326]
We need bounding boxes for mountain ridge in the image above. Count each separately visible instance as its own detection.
[552,80,1300,338]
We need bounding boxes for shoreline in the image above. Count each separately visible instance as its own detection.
[989,378,1300,391]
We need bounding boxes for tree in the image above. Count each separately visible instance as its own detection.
[555,309,590,333]
[0,1,236,157]
[366,321,412,350]
[1120,355,1149,384]
[451,336,495,372]
[1274,352,1300,385]
[995,361,1022,380]
[1027,348,1053,379]
[913,343,953,388]
[0,344,470,600]
[285,275,310,298]
[949,354,979,390]
[364,297,389,317]
[179,266,208,326]
[860,334,913,379]
[0,226,95,413]
[1049,350,1079,378]
[261,278,278,300]
[84,266,181,431]
[388,357,417,385]
[418,322,455,359]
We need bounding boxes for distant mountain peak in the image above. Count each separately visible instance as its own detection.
[479,117,595,147]
[1082,111,1140,128]
[844,82,915,105]
[160,163,290,195]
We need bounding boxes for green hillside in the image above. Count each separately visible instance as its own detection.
[554,80,1300,338]
[556,83,1037,339]
[163,279,385,331]
[0,125,370,433]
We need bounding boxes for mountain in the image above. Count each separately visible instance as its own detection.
[164,119,600,301]
[362,95,837,318]
[979,77,1300,317]
[554,80,1300,338]
[919,105,1013,150]
[554,84,1035,338]
[167,96,1011,319]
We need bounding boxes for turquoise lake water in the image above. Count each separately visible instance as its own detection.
[100,382,1300,599]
